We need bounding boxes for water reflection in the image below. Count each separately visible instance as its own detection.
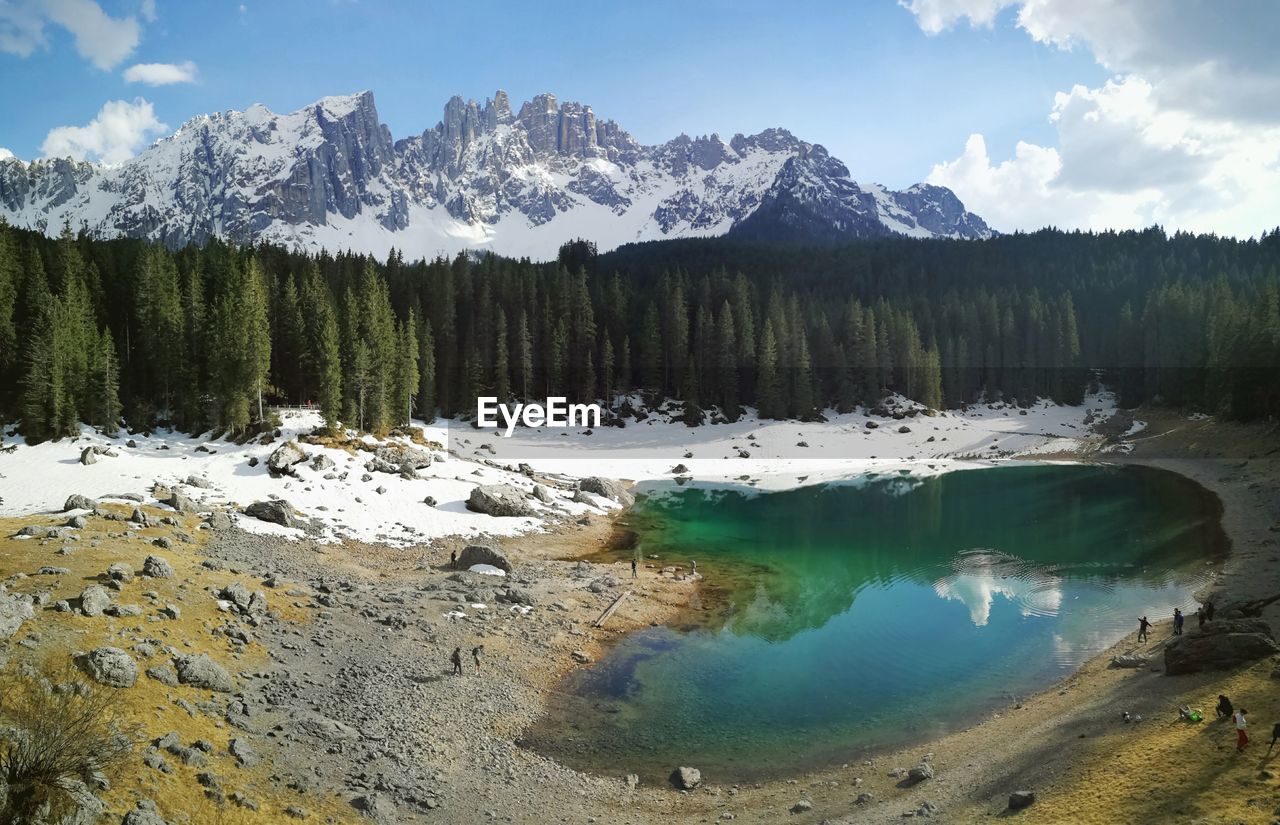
[932,550,1064,626]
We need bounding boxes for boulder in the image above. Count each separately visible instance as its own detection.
[1008,790,1036,810]
[206,511,233,531]
[80,447,97,465]
[243,499,301,529]
[267,441,308,474]
[457,544,513,574]
[64,494,96,511]
[185,475,213,489]
[174,653,234,693]
[0,591,35,638]
[1110,654,1147,668]
[671,464,689,474]
[497,587,536,606]
[669,766,701,790]
[79,585,112,616]
[129,507,149,526]
[374,444,432,469]
[143,555,174,578]
[107,562,134,582]
[467,484,535,517]
[310,454,335,472]
[122,800,172,825]
[579,477,634,506]
[532,484,554,503]
[907,762,935,784]
[1164,619,1280,675]
[168,491,198,514]
[80,647,137,687]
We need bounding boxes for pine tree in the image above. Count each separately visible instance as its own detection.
[715,300,739,420]
[416,317,437,420]
[395,309,419,427]
[679,353,703,426]
[91,327,121,435]
[515,310,532,400]
[493,307,511,402]
[756,320,784,419]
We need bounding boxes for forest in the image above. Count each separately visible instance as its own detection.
[0,221,1277,441]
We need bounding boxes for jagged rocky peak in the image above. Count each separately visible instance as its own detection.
[0,88,995,259]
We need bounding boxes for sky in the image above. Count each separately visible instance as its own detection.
[0,0,1276,237]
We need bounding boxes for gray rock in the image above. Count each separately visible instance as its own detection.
[670,766,701,790]
[130,506,149,526]
[206,511,233,531]
[351,793,397,822]
[532,484,554,503]
[790,800,812,814]
[456,544,513,573]
[0,591,35,638]
[80,447,97,465]
[310,454,335,472]
[229,737,258,766]
[106,604,143,617]
[64,493,96,511]
[267,441,309,474]
[107,562,134,582]
[907,762,934,784]
[142,555,174,578]
[174,653,234,692]
[1008,790,1036,810]
[168,491,198,513]
[243,499,301,528]
[80,585,112,616]
[185,475,213,488]
[374,444,433,469]
[1164,619,1280,675]
[122,799,172,825]
[66,514,87,528]
[578,476,634,506]
[1110,653,1147,668]
[146,665,180,686]
[80,646,137,687]
[467,484,535,517]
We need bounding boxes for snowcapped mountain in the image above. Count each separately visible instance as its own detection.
[0,90,994,260]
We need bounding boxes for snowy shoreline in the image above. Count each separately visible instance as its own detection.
[0,391,1137,545]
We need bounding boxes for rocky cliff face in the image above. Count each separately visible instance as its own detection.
[0,90,994,260]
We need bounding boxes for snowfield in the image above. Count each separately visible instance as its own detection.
[0,392,1138,545]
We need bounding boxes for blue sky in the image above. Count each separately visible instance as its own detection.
[0,0,1104,188]
[1,1,1275,236]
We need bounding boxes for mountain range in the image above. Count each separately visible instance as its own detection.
[0,90,994,260]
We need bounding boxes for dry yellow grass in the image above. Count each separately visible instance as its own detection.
[0,505,358,824]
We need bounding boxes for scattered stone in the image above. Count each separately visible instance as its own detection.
[267,441,309,474]
[64,494,96,511]
[532,484,554,503]
[107,562,134,582]
[229,737,258,766]
[907,762,934,784]
[174,653,235,692]
[80,647,137,687]
[578,477,634,506]
[0,591,35,638]
[1008,790,1036,810]
[1110,653,1147,668]
[467,484,535,517]
[670,766,702,790]
[146,666,180,686]
[571,650,592,664]
[80,447,98,465]
[207,511,233,531]
[79,585,112,616]
[790,800,812,814]
[143,555,174,578]
[168,491,198,514]
[310,454,335,472]
[244,499,301,529]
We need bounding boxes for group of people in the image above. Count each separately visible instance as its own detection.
[450,645,483,676]
[1137,600,1215,643]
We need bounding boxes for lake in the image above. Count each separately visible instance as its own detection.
[522,464,1227,782]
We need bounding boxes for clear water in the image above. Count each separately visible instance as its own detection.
[522,464,1227,782]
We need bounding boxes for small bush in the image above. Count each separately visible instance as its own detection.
[0,665,137,823]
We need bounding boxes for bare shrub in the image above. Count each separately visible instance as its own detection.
[0,663,137,823]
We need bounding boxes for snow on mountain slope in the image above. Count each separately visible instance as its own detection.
[0,90,995,260]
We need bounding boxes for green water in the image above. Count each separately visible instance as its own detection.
[522,464,1227,782]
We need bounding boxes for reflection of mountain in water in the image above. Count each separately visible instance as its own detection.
[932,549,1064,627]
[630,465,1228,643]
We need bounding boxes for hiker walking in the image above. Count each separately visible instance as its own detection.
[1173,608,1185,636]
[1138,615,1152,643]
[631,558,638,578]
[450,647,463,676]
[1235,708,1249,752]
[1197,607,1206,630]
[450,550,457,570]
[1205,600,1216,622]
[472,645,483,675]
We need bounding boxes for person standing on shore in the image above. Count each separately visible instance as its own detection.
[1138,615,1152,642]
[450,550,457,570]
[631,558,638,578]
[1217,695,1234,719]
[450,647,463,676]
[1173,608,1185,635]
[1206,600,1216,622]
[473,645,483,675]
[1235,708,1249,752]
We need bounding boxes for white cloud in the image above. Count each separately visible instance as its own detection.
[139,0,156,23]
[41,98,168,164]
[0,0,140,69]
[906,0,1280,238]
[0,147,14,161]
[123,59,197,85]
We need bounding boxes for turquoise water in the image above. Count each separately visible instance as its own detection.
[522,464,1227,782]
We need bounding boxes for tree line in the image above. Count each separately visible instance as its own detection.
[0,222,1276,441]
